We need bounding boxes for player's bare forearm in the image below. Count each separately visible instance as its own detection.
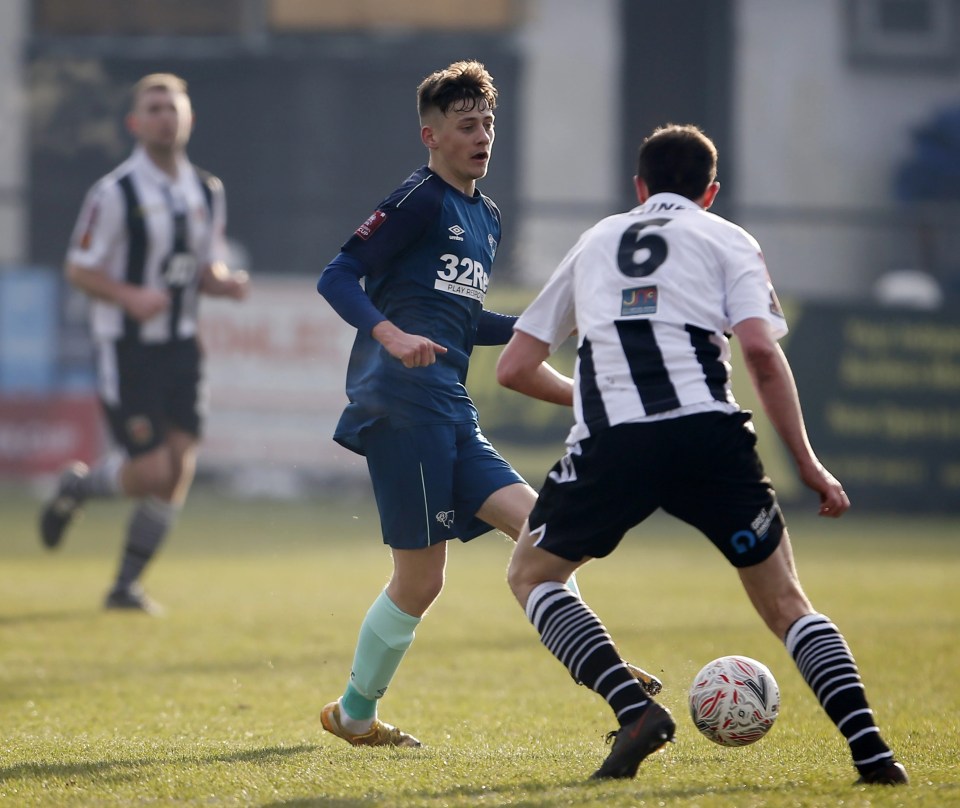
[733,319,812,466]
[743,344,815,469]
[66,262,170,321]
[497,331,574,406]
[67,262,123,302]
[199,263,249,300]
[509,363,574,406]
[735,319,849,516]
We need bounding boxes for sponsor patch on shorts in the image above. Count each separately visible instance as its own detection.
[125,415,154,446]
[621,285,658,316]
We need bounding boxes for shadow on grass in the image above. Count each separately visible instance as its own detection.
[0,743,317,784]
[258,774,797,808]
[0,609,95,626]
[256,777,564,808]
[260,799,424,808]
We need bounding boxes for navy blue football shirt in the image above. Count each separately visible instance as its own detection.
[328,166,502,453]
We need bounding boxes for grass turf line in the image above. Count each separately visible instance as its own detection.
[1,486,958,807]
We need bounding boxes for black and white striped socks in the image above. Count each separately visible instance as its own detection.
[786,613,894,774]
[526,581,649,726]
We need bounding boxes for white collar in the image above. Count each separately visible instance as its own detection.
[637,192,701,213]
[131,145,192,188]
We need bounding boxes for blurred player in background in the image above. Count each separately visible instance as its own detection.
[316,60,660,748]
[498,124,907,785]
[39,73,249,614]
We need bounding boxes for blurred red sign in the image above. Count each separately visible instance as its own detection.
[0,395,102,476]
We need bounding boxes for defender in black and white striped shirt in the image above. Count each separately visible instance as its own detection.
[39,73,249,614]
[497,124,906,785]
[512,186,785,443]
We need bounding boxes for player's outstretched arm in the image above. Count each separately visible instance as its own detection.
[733,317,849,518]
[496,330,573,406]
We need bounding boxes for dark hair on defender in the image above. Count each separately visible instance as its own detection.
[637,123,718,201]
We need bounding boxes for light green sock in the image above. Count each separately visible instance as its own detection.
[341,590,420,721]
[566,572,581,599]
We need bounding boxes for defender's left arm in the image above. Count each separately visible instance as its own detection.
[734,316,848,517]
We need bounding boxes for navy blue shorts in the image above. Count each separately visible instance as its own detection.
[99,338,205,457]
[528,411,785,568]
[361,420,525,549]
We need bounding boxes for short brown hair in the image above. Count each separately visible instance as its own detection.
[417,60,497,120]
[637,124,717,201]
[130,73,188,110]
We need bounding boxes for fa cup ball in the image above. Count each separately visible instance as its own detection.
[688,655,780,746]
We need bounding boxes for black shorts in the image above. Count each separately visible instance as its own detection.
[99,338,205,457]
[527,411,784,568]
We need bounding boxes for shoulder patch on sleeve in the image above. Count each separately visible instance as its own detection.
[769,287,784,318]
[77,200,100,249]
[355,210,387,240]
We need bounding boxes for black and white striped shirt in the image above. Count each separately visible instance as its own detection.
[515,193,787,444]
[67,146,227,344]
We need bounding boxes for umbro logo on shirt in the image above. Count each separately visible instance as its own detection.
[448,224,465,241]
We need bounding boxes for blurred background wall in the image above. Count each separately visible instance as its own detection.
[1,0,959,510]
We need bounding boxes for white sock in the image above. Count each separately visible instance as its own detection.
[337,698,375,734]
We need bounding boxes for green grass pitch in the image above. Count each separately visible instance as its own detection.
[1,484,958,807]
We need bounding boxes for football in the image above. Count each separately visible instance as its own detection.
[688,655,780,746]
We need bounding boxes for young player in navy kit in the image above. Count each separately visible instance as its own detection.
[498,124,907,785]
[317,60,659,748]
